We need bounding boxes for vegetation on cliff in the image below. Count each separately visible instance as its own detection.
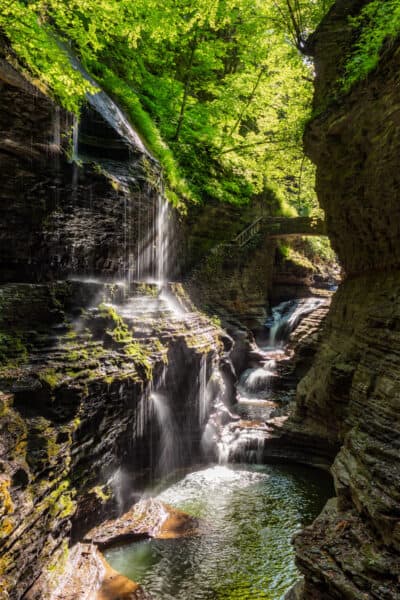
[0,0,332,211]
[343,0,400,90]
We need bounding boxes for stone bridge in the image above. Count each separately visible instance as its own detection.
[234,216,326,247]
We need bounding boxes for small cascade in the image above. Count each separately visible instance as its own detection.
[156,192,170,284]
[239,362,275,397]
[53,106,61,149]
[72,115,79,161]
[150,392,181,477]
[198,354,208,426]
[267,298,325,347]
[134,186,171,287]
[215,297,328,464]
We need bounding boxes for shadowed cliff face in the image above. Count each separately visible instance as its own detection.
[290,1,400,598]
[0,57,165,284]
[0,56,227,599]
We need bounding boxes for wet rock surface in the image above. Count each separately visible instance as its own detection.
[27,543,153,600]
[0,56,223,598]
[0,280,222,599]
[85,498,201,548]
[0,51,164,284]
[288,1,400,597]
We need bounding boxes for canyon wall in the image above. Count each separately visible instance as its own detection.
[0,53,225,599]
[289,1,400,597]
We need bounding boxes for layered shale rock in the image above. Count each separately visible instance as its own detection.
[0,280,223,599]
[0,53,225,599]
[0,49,165,284]
[287,1,400,597]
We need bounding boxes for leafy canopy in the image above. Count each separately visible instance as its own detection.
[0,0,331,211]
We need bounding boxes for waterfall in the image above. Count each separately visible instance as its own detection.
[53,106,61,151]
[198,354,208,426]
[72,115,79,161]
[216,297,327,464]
[134,187,171,286]
[150,392,181,477]
[156,192,170,284]
[267,298,325,347]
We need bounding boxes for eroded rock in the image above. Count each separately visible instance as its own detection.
[85,498,201,548]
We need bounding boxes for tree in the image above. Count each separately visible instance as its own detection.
[0,0,333,211]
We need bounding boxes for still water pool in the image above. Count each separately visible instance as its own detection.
[105,464,333,600]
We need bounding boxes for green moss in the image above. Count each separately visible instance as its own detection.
[124,342,152,378]
[65,368,99,382]
[209,315,222,328]
[95,303,155,379]
[0,477,14,518]
[108,326,133,344]
[65,330,77,340]
[0,332,28,364]
[0,516,14,540]
[66,348,89,362]
[90,485,111,503]
[98,303,125,328]
[136,283,158,297]
[46,540,69,576]
[39,368,64,389]
[47,480,76,519]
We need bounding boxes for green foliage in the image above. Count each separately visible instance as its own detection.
[0,0,96,112]
[343,1,400,90]
[0,0,332,211]
[303,236,336,264]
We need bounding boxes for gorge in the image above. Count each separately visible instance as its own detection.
[1,1,400,599]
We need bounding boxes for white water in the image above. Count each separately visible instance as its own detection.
[151,392,181,477]
[135,190,171,286]
[217,297,327,464]
[198,355,208,426]
[267,298,325,348]
[156,193,170,284]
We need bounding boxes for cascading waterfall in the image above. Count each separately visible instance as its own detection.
[267,298,325,347]
[198,354,208,426]
[134,185,171,286]
[150,392,181,477]
[156,191,170,284]
[216,297,327,464]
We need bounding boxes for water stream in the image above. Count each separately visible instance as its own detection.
[104,297,331,599]
[65,85,331,598]
[215,297,326,464]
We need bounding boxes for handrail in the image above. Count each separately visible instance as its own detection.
[208,215,326,259]
[234,216,263,247]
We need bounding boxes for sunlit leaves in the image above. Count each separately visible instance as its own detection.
[0,0,96,112]
[0,0,332,209]
[344,0,400,90]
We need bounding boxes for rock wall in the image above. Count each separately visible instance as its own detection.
[289,1,400,597]
[0,52,162,284]
[0,52,225,599]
